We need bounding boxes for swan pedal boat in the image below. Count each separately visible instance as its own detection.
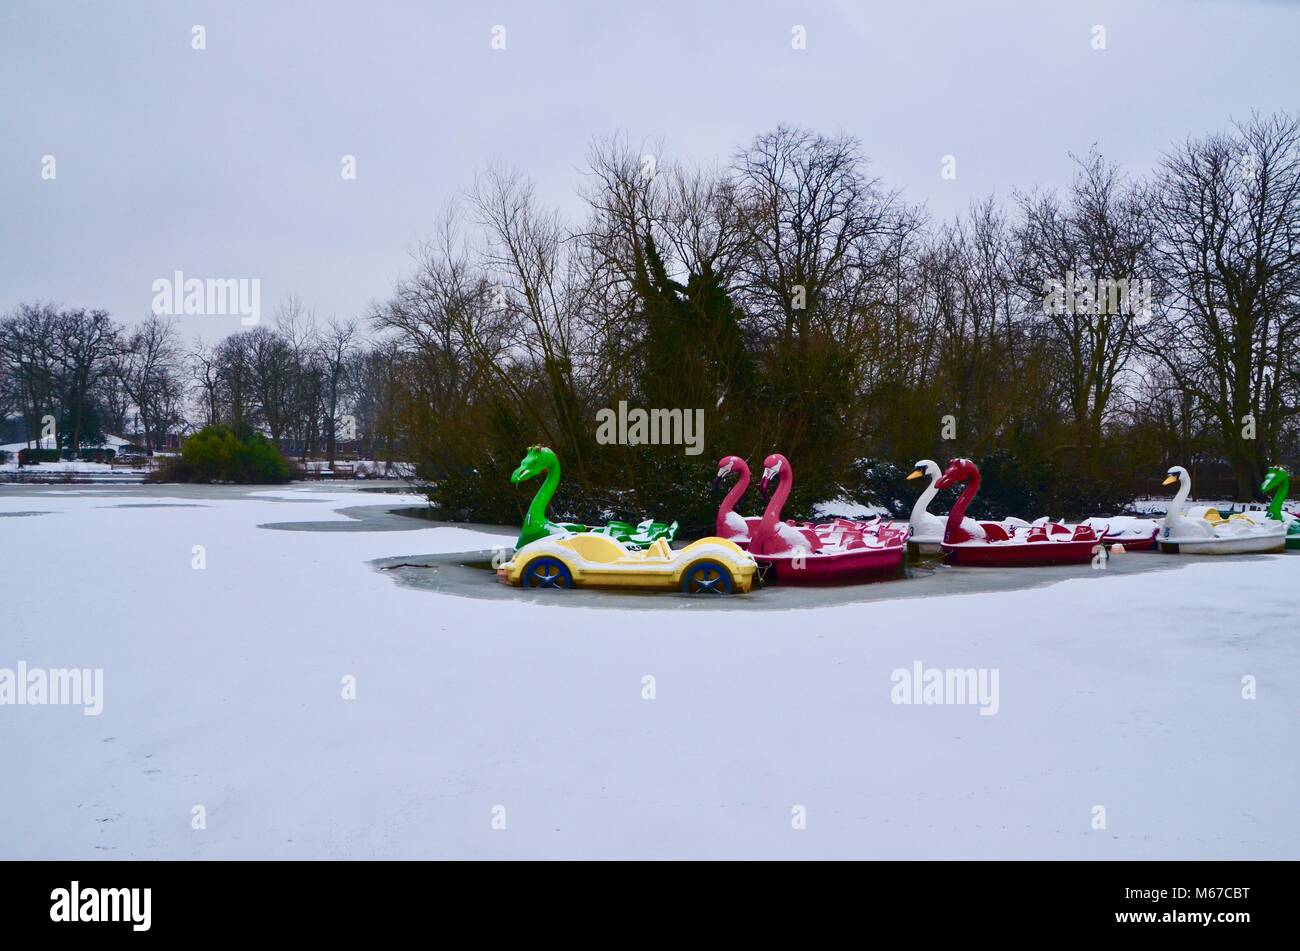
[499,534,757,594]
[905,459,1158,554]
[1157,465,1286,555]
[931,458,1117,567]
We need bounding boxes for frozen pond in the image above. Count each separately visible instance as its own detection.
[372,545,1197,611]
[2,481,1297,860]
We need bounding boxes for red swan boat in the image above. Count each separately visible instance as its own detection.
[745,453,907,584]
[935,458,1106,567]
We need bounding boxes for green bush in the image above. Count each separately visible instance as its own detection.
[150,424,291,484]
[17,448,62,465]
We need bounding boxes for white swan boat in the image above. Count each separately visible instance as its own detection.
[905,459,1030,553]
[1157,465,1285,554]
[904,459,1161,552]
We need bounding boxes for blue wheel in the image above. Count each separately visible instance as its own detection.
[522,556,572,590]
[681,560,733,595]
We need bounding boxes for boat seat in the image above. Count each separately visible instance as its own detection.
[565,534,634,564]
[981,522,1011,542]
[641,538,673,560]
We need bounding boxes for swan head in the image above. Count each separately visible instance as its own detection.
[759,453,788,497]
[907,459,941,482]
[713,455,746,490]
[934,458,978,490]
[511,445,555,484]
[1162,465,1189,489]
[1262,465,1289,495]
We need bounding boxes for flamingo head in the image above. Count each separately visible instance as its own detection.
[759,453,789,498]
[906,459,941,482]
[511,445,555,484]
[934,458,978,491]
[1162,465,1188,489]
[713,455,745,490]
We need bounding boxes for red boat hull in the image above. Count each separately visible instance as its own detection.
[941,538,1102,566]
[754,545,906,584]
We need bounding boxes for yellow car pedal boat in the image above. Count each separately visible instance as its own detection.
[498,534,756,594]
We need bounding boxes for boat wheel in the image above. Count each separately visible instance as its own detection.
[682,560,733,595]
[522,557,573,589]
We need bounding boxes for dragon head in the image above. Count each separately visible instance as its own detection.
[511,445,557,484]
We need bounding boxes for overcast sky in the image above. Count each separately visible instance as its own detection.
[2,0,1297,337]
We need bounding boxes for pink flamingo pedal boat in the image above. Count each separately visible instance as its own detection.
[934,458,1109,567]
[717,453,907,583]
[716,454,899,546]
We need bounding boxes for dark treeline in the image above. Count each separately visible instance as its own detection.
[4,113,1299,528]
[0,298,395,465]
[370,113,1300,529]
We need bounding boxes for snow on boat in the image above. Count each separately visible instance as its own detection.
[1157,466,1285,555]
[511,445,677,550]
[906,459,1029,554]
[1084,515,1160,551]
[747,453,907,584]
[933,458,1107,567]
[714,455,762,544]
[716,454,904,548]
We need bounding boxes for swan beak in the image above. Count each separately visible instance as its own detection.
[906,469,924,480]
[1161,475,1177,486]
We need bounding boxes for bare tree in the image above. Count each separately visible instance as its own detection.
[48,308,121,451]
[245,326,296,447]
[0,303,60,446]
[317,317,359,466]
[1013,149,1155,473]
[116,315,183,452]
[1144,111,1300,497]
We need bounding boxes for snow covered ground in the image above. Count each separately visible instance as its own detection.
[1,483,1297,859]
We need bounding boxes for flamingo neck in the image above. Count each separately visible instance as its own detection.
[944,473,980,544]
[754,464,793,545]
[716,461,751,536]
[910,473,939,524]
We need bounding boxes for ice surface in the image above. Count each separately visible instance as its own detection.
[1,484,1297,859]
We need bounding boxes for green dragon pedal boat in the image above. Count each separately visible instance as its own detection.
[510,445,678,551]
[1261,466,1300,550]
